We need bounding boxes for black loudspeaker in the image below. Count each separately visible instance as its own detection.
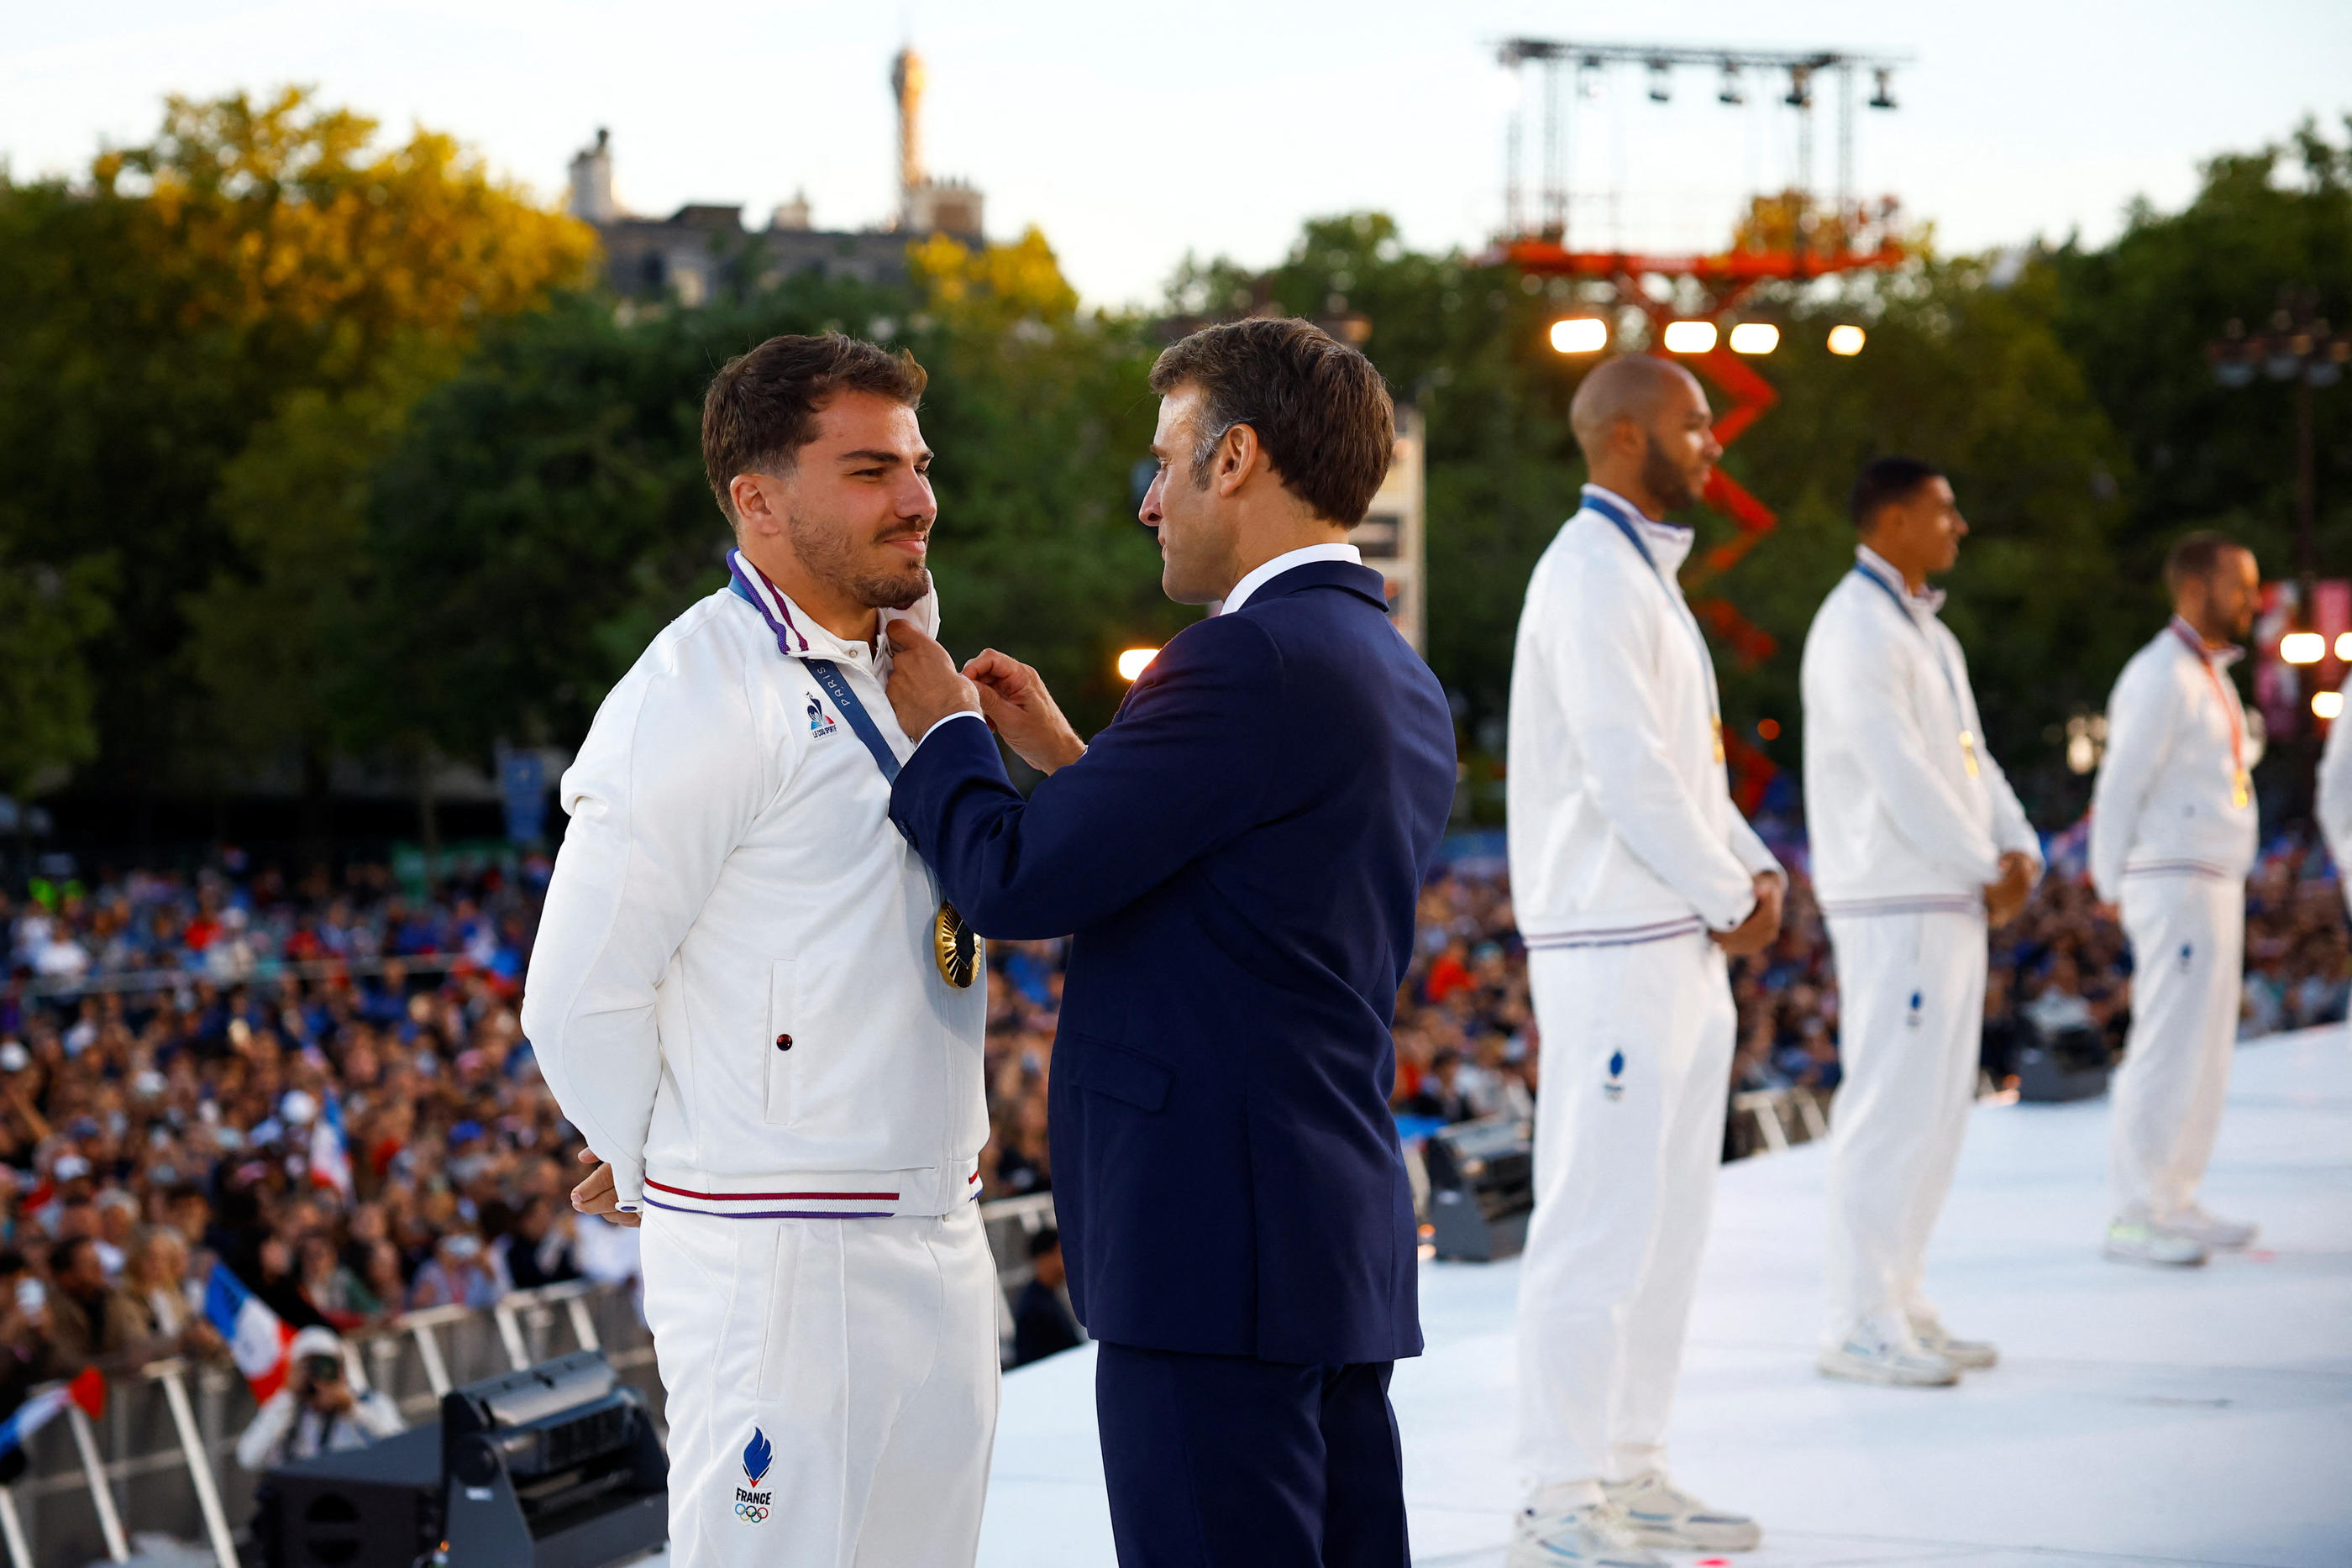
[1421,1114,1536,1261]
[2015,1021,2113,1103]
[440,1349,668,1568]
[256,1424,443,1568]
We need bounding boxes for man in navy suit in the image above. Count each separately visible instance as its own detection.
[883,318,1457,1567]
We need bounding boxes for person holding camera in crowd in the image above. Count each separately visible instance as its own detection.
[234,1326,404,1471]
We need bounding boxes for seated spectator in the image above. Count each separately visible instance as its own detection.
[234,1326,403,1471]
[1011,1230,1084,1368]
[1401,1048,1478,1124]
[498,1198,583,1293]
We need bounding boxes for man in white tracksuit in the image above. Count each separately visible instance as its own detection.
[2318,674,2352,913]
[1507,355,1784,1568]
[522,334,995,1568]
[1801,458,2041,1388]
[2088,531,2262,1267]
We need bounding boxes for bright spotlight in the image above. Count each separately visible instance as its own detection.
[1827,324,1867,356]
[2317,690,2345,721]
[1728,323,1780,355]
[1550,317,1609,354]
[1116,648,1159,682]
[2281,632,2326,665]
[2335,632,2352,660]
[1662,320,1718,354]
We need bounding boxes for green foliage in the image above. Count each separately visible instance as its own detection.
[0,556,114,799]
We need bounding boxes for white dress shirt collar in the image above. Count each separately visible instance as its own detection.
[1581,484,1696,575]
[1220,542,1364,615]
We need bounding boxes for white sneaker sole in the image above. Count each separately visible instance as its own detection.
[2103,1239,2207,1267]
[1504,1540,1661,1568]
[1817,1347,1960,1387]
[1932,1344,1998,1371]
[1618,1515,1764,1552]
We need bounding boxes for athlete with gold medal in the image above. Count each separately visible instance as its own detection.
[525,334,999,1568]
[1800,457,2042,1390]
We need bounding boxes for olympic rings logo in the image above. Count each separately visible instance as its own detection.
[735,1502,769,1523]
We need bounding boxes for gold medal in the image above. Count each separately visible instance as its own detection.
[1959,730,1981,779]
[1712,716,1725,764]
[934,900,980,989]
[2233,769,2250,809]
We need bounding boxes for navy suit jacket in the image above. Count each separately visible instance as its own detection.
[890,561,1456,1366]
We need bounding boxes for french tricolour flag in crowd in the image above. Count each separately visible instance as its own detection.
[205,1262,297,1402]
[0,1366,105,1460]
[309,1094,354,1202]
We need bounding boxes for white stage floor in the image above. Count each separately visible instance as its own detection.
[978,1028,2352,1568]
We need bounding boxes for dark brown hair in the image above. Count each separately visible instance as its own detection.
[1148,318,1394,525]
[2164,529,2249,595]
[701,333,927,524]
[1848,455,1944,529]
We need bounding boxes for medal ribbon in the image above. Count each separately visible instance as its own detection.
[1850,559,1982,778]
[2168,617,2250,807]
[726,555,981,984]
[1583,487,1726,763]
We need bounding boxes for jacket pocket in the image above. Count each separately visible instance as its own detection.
[764,959,797,1127]
[1063,1033,1173,1113]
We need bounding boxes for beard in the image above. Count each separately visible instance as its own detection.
[790,515,932,610]
[1641,432,1703,513]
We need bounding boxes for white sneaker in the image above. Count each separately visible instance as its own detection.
[1819,1319,1961,1387]
[1908,1312,1998,1371]
[2104,1218,2208,1266]
[1505,1502,1666,1567]
[2163,1205,2256,1249]
[1604,1471,1763,1551]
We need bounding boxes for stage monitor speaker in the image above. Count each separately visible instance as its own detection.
[2016,1021,2113,1103]
[1422,1114,1535,1261]
[442,1348,668,1568]
[256,1424,442,1568]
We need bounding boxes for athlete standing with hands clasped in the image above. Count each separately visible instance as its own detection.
[1506,355,1783,1567]
[2088,532,2262,1268]
[1800,459,2041,1389]
[524,334,996,1568]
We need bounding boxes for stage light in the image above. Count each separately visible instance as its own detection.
[1728,323,1780,355]
[1116,648,1159,682]
[2337,632,2352,660]
[1868,67,1897,110]
[1646,60,1672,102]
[1826,324,1866,356]
[1784,65,1814,109]
[1756,718,1781,741]
[2281,632,2325,664]
[1718,61,1744,105]
[1662,320,1718,354]
[2317,690,2344,721]
[1550,317,1609,354]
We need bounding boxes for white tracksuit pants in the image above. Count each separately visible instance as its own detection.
[2113,873,2245,1225]
[1822,908,1987,1345]
[1516,936,1733,1502]
[640,1204,1000,1568]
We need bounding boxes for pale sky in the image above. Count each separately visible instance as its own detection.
[4,1,2349,308]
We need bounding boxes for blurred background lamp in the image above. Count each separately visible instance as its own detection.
[1549,317,1609,354]
[1662,320,1718,354]
[1728,323,1780,355]
[2315,690,2344,721]
[2281,631,2325,665]
[1116,648,1159,682]
[1827,324,1867,356]
[2334,632,2352,660]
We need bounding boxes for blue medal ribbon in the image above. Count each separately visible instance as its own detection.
[1849,559,1979,777]
[1583,486,1725,759]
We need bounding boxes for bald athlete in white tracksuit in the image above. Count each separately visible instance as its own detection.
[1508,485,1782,1517]
[523,552,995,1568]
[2089,616,2259,1251]
[1802,546,2040,1377]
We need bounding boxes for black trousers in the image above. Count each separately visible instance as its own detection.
[1095,1342,1410,1568]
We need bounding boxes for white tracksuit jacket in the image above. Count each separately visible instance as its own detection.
[2318,676,2352,884]
[2088,619,2258,901]
[1506,486,1781,946]
[1802,548,2042,911]
[521,560,988,1221]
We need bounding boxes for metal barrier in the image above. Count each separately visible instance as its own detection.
[1731,1085,1833,1155]
[0,1202,1062,1567]
[19,953,470,1003]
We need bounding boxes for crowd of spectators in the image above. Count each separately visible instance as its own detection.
[1,820,2346,1394]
